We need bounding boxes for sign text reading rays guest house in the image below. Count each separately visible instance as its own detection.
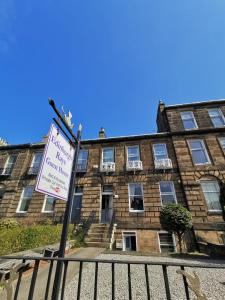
[35,124,75,200]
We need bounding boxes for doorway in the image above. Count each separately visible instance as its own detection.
[101,185,113,223]
[123,232,137,251]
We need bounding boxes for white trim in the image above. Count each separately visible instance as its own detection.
[159,181,177,206]
[208,108,225,127]
[128,183,144,213]
[158,231,176,253]
[122,231,138,251]
[180,111,198,130]
[16,186,34,213]
[42,195,55,213]
[187,139,211,165]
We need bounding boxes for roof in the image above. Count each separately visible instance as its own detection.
[164,98,225,110]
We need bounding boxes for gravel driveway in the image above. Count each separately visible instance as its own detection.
[65,253,225,300]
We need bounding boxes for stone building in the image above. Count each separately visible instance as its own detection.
[1,99,225,253]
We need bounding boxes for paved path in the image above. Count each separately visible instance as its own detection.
[13,247,104,300]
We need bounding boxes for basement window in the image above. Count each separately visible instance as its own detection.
[159,232,175,253]
[123,232,137,251]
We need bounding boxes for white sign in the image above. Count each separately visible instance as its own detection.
[35,124,75,201]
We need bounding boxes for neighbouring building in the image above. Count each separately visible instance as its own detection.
[1,99,225,253]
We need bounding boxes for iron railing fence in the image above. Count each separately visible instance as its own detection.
[0,255,225,300]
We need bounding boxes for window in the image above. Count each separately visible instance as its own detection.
[219,138,225,151]
[159,232,175,253]
[208,108,225,127]
[127,146,140,161]
[42,195,55,213]
[29,152,43,174]
[159,182,177,205]
[180,111,198,130]
[102,148,114,163]
[201,181,221,212]
[123,232,137,251]
[77,150,88,171]
[153,144,168,160]
[2,154,17,175]
[17,186,34,213]
[128,183,144,212]
[188,140,210,165]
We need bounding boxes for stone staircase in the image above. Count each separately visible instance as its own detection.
[85,223,111,248]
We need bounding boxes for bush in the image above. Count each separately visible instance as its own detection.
[0,218,20,229]
[0,224,74,256]
[72,228,86,248]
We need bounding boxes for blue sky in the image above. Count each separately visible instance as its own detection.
[1,1,225,144]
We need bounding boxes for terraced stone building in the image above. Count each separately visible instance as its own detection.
[1,99,225,253]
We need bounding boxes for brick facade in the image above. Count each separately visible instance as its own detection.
[1,99,225,253]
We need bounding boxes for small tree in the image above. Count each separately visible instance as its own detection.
[160,204,192,253]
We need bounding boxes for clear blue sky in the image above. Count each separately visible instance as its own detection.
[1,1,225,144]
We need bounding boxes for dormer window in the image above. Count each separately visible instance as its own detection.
[1,154,17,176]
[100,148,115,172]
[28,152,43,175]
[180,111,198,130]
[208,108,225,127]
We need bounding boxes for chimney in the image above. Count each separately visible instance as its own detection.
[158,99,165,112]
[99,127,106,139]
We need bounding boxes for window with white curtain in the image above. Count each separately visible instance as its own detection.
[201,181,221,212]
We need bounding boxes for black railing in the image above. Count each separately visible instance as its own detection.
[0,255,224,300]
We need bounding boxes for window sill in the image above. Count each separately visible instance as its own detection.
[16,211,28,214]
[207,210,222,215]
[42,211,54,213]
[129,210,144,213]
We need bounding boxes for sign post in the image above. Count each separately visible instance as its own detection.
[37,99,82,300]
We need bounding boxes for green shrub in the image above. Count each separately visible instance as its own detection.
[72,228,86,248]
[0,218,20,229]
[0,224,74,256]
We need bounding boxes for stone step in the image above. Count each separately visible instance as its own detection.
[85,241,110,248]
[85,237,110,243]
[89,224,110,229]
[86,232,109,238]
[88,228,109,234]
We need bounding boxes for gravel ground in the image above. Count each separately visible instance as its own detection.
[64,254,225,300]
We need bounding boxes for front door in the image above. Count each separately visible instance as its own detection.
[101,194,113,223]
[70,187,83,223]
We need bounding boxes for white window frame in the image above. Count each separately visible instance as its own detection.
[42,195,56,213]
[16,186,34,213]
[201,180,222,213]
[188,139,211,165]
[158,231,176,253]
[122,231,138,251]
[127,145,140,162]
[208,108,225,128]
[77,149,88,169]
[128,183,144,212]
[159,181,177,205]
[2,154,17,175]
[29,152,43,173]
[102,148,115,163]
[153,143,168,160]
[219,137,225,151]
[180,111,198,130]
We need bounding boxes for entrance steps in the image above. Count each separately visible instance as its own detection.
[85,223,111,248]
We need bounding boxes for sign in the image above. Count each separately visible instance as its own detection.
[35,124,75,200]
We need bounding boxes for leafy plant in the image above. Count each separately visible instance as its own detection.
[72,228,86,248]
[0,218,20,229]
[160,204,192,253]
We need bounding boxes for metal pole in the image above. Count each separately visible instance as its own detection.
[48,100,82,300]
